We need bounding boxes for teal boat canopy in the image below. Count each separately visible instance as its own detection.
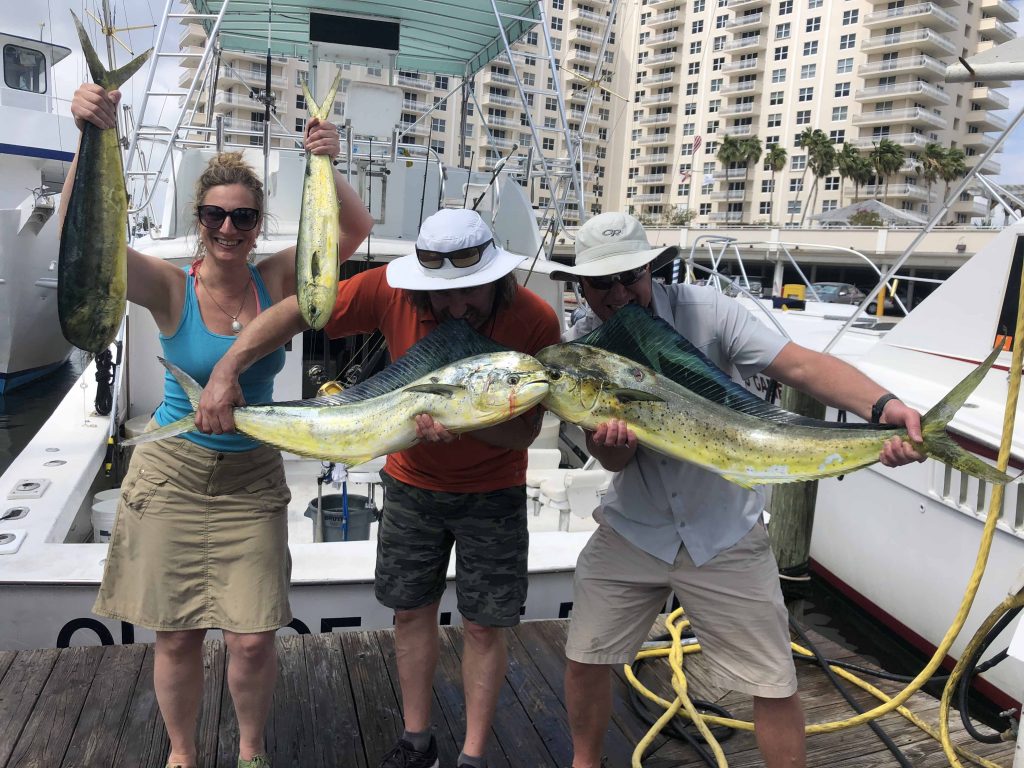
[190,0,541,77]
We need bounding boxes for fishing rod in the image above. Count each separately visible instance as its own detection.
[471,143,518,212]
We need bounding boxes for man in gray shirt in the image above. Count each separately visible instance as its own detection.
[552,212,925,768]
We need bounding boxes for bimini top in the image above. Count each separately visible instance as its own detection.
[190,0,541,77]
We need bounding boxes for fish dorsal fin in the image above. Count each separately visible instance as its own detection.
[269,319,508,408]
[575,304,878,429]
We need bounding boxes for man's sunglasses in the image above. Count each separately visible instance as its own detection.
[196,205,261,232]
[416,239,493,270]
[583,265,649,290]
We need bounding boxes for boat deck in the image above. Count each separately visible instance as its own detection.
[0,618,1014,767]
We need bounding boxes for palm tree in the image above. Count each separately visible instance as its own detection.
[763,144,788,225]
[738,136,763,224]
[849,155,874,202]
[916,142,946,207]
[834,144,861,208]
[868,138,905,206]
[800,134,836,227]
[716,135,744,224]
[789,128,825,225]
[939,147,968,207]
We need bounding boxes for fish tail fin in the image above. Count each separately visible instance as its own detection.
[71,11,152,91]
[920,346,1013,484]
[121,415,194,446]
[160,357,203,409]
[303,69,344,121]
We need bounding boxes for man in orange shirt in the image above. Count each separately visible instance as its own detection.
[197,208,561,768]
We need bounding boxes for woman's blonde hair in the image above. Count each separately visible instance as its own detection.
[194,151,263,210]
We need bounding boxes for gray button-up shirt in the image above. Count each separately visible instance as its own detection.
[566,281,788,566]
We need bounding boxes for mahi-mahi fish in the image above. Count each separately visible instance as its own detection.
[58,13,151,353]
[538,305,1013,488]
[124,320,549,465]
[296,69,345,330]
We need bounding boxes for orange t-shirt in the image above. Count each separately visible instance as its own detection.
[324,266,562,493]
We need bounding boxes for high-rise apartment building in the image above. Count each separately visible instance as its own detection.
[177,0,1015,229]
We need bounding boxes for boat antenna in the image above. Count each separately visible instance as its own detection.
[259,4,274,236]
[419,124,434,225]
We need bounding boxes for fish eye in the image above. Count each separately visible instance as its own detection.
[549,371,561,380]
[506,374,520,386]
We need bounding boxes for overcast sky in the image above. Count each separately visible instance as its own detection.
[10,1,1024,188]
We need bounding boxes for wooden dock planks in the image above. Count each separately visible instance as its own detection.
[0,619,1015,767]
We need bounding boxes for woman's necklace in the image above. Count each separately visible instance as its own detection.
[196,266,252,334]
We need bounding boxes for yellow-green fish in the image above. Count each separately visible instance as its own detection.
[125,321,549,465]
[296,69,344,330]
[538,305,1012,488]
[59,12,151,353]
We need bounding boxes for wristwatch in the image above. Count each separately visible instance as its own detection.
[870,393,900,424]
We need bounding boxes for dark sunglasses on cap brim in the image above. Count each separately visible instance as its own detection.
[583,265,649,290]
[415,239,493,270]
[196,205,261,231]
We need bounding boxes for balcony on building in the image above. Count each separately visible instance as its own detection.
[966,109,1008,132]
[713,168,749,180]
[724,33,765,53]
[574,30,609,45]
[641,72,677,87]
[862,183,929,201]
[710,190,748,202]
[219,67,287,90]
[637,131,676,145]
[636,153,673,166]
[860,29,957,57]
[979,16,1017,43]
[849,132,933,151]
[482,70,517,87]
[484,93,520,108]
[863,3,958,32]
[981,0,1020,22]
[635,173,668,184]
[567,47,601,66]
[972,156,1002,175]
[709,211,745,223]
[637,113,673,126]
[855,80,951,106]
[851,106,947,130]
[721,58,762,74]
[632,193,669,203]
[720,100,758,117]
[721,124,753,137]
[571,7,609,24]
[972,86,1011,110]
[639,92,678,107]
[480,133,515,150]
[646,0,678,6]
[644,51,680,67]
[963,131,996,151]
[720,80,758,95]
[643,31,678,48]
[178,23,207,48]
[399,122,430,138]
[402,99,432,114]
[727,0,767,9]
[397,72,433,91]
[857,53,947,79]
[647,10,680,28]
[726,11,766,31]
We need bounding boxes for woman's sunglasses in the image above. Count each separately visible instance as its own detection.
[583,265,649,290]
[196,205,261,232]
[416,239,493,270]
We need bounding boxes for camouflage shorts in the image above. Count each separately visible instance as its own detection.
[375,472,528,627]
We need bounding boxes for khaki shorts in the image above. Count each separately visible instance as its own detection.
[94,433,292,633]
[565,520,797,699]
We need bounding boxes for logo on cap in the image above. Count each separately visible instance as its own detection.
[602,229,623,237]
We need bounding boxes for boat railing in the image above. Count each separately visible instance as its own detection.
[674,235,917,344]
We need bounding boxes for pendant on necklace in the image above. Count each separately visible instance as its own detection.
[231,319,243,334]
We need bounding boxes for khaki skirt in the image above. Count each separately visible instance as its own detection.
[94,433,292,633]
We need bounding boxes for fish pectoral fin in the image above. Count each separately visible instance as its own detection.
[613,388,664,403]
[404,383,465,398]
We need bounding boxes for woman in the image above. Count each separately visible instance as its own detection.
[64,83,374,768]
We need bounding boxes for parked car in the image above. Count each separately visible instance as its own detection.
[810,282,867,304]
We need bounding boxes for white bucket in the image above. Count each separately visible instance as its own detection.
[91,497,119,543]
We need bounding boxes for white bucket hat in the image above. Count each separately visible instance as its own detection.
[549,211,678,281]
[386,208,526,290]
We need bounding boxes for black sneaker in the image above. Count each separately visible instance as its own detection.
[377,736,438,768]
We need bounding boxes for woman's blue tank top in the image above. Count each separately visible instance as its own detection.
[153,263,286,452]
